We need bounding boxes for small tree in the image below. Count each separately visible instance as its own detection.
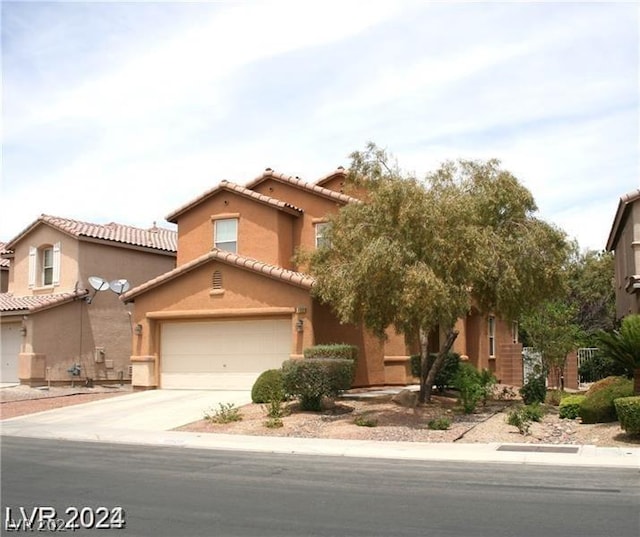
[520,300,582,389]
[304,143,569,403]
[595,314,640,394]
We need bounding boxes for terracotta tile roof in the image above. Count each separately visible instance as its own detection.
[5,215,177,253]
[0,243,10,269]
[166,181,303,223]
[315,167,348,187]
[122,248,314,301]
[0,289,89,313]
[606,189,640,251]
[244,169,360,204]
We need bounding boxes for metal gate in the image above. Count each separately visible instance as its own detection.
[577,347,600,389]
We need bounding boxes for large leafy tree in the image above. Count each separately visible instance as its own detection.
[305,143,569,403]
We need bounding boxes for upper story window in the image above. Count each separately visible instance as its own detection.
[488,315,496,358]
[315,222,330,249]
[28,242,61,288]
[214,218,238,253]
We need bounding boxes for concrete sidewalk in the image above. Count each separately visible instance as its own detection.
[1,389,639,468]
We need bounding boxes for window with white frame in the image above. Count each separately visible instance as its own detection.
[488,315,496,357]
[28,243,61,288]
[214,218,238,253]
[511,321,519,344]
[315,222,329,248]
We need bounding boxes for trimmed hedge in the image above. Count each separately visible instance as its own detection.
[251,369,284,404]
[614,396,640,434]
[410,352,461,391]
[282,358,355,411]
[579,377,634,424]
[559,395,586,419]
[304,344,358,361]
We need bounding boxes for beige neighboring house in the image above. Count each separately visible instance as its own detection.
[606,189,640,319]
[0,215,176,385]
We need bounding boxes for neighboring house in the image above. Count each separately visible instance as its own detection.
[606,189,640,319]
[0,243,9,293]
[122,168,522,390]
[0,215,176,385]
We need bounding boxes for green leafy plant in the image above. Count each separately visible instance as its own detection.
[427,417,451,430]
[282,358,355,411]
[520,374,547,405]
[354,415,378,427]
[251,369,285,404]
[522,402,545,422]
[595,314,640,394]
[478,368,497,405]
[545,389,563,406]
[452,363,484,414]
[506,406,532,435]
[205,402,243,424]
[264,417,284,429]
[578,353,626,385]
[559,395,586,419]
[579,376,634,423]
[614,396,640,434]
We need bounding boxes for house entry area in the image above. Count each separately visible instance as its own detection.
[1,322,21,383]
[160,318,291,390]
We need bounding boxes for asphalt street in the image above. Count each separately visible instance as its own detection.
[2,437,639,537]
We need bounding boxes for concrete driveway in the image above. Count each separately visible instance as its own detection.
[0,389,251,441]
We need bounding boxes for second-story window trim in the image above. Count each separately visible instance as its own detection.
[29,242,61,289]
[314,222,330,249]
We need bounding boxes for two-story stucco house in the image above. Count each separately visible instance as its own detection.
[122,169,522,391]
[0,215,176,385]
[606,189,640,319]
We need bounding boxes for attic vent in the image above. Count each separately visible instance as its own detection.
[212,270,223,290]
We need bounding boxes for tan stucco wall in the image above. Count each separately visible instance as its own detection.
[252,180,345,260]
[174,190,296,268]
[9,226,79,295]
[613,201,640,318]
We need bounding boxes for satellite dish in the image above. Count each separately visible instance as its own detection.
[109,279,130,295]
[88,276,110,291]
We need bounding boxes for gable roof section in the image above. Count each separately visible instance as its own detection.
[166,180,303,223]
[5,215,177,253]
[244,169,359,205]
[606,189,640,251]
[0,289,89,314]
[122,248,314,302]
[315,167,348,187]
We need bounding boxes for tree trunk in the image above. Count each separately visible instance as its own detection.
[418,328,430,404]
[419,328,460,404]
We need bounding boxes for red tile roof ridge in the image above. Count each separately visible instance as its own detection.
[0,289,89,313]
[315,167,348,186]
[5,214,177,253]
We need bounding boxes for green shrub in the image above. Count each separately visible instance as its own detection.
[614,396,640,434]
[453,363,484,414]
[506,406,532,435]
[523,402,545,422]
[410,352,461,391]
[545,389,563,406]
[579,377,634,424]
[520,374,547,405]
[585,376,627,397]
[264,417,284,429]
[354,415,378,427]
[304,344,358,361]
[559,395,586,419]
[427,417,451,430]
[478,368,497,405]
[282,358,355,411]
[251,369,285,404]
[205,402,243,424]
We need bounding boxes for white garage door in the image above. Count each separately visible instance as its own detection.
[1,323,21,383]
[161,318,291,389]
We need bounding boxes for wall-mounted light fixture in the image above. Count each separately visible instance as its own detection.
[134,324,143,335]
[20,326,27,336]
[296,319,304,333]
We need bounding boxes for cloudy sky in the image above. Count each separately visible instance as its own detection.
[2,0,638,251]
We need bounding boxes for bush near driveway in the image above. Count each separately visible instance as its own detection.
[614,396,640,434]
[251,369,285,404]
[282,358,355,411]
[578,377,634,424]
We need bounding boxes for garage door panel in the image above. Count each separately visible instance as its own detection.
[161,318,291,389]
